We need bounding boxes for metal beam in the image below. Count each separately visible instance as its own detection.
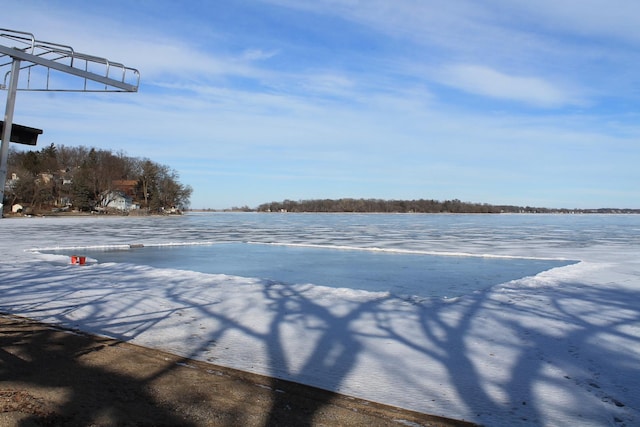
[0,45,138,92]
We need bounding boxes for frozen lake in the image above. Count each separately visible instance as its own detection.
[2,213,639,427]
[44,242,575,298]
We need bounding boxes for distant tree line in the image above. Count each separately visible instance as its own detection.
[4,143,192,214]
[256,198,640,214]
[257,198,498,213]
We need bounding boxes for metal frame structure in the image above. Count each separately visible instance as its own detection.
[0,28,140,215]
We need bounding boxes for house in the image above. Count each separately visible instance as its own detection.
[101,190,139,211]
[112,180,138,197]
[39,173,54,184]
[4,173,18,192]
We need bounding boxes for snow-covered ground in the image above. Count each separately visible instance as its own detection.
[1,214,638,426]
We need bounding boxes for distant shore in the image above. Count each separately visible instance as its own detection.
[4,208,639,219]
[2,210,184,219]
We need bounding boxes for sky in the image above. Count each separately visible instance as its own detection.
[2,0,639,209]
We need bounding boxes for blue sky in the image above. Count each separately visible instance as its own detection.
[3,0,639,209]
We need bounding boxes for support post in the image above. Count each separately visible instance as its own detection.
[0,59,21,215]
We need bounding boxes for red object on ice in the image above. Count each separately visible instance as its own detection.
[70,255,86,265]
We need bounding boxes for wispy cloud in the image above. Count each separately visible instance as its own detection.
[3,1,639,208]
[488,0,640,44]
[241,49,280,61]
[261,0,633,107]
[435,64,582,107]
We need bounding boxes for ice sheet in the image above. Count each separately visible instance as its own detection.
[1,214,638,426]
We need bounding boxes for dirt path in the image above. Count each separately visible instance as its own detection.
[0,314,475,426]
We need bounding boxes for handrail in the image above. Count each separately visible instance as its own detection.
[0,29,35,53]
[0,28,139,92]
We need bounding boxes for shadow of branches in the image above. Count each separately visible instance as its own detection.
[1,257,638,426]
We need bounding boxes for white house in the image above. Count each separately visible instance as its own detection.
[101,190,139,211]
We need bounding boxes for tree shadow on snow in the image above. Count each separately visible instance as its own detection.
[2,259,638,426]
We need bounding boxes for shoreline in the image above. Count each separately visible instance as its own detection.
[4,210,640,220]
[0,313,475,427]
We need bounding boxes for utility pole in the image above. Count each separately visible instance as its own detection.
[0,58,20,212]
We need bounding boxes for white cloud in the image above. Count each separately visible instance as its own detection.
[265,0,640,48]
[4,1,639,208]
[436,64,580,107]
[488,0,640,45]
[241,49,279,61]
[294,73,355,97]
[261,0,635,107]
[0,5,266,86]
